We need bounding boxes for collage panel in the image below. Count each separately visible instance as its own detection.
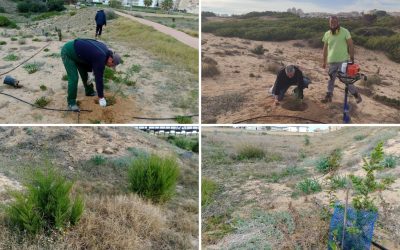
[0,126,199,249]
[202,126,400,249]
[0,1,199,124]
[201,0,400,124]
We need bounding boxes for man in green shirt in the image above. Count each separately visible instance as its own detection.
[321,16,362,103]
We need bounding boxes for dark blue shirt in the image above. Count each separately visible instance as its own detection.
[74,39,112,99]
[95,10,106,26]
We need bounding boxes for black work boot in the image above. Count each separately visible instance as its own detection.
[321,92,333,103]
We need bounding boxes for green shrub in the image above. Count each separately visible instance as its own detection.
[0,16,17,28]
[91,155,107,165]
[23,62,42,74]
[18,38,26,45]
[382,155,396,168]
[32,11,60,21]
[61,74,68,81]
[10,37,17,41]
[353,134,367,141]
[304,135,310,146]
[128,154,179,203]
[105,9,117,20]
[250,44,264,55]
[0,41,6,45]
[267,165,307,183]
[316,149,342,174]
[202,178,217,206]
[34,96,50,107]
[175,116,192,124]
[330,175,348,190]
[236,144,265,160]
[3,53,19,61]
[0,7,5,13]
[40,85,47,91]
[297,178,322,194]
[5,168,84,234]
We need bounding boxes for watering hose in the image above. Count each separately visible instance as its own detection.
[233,115,326,124]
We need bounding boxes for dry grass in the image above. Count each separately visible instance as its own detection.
[266,61,282,74]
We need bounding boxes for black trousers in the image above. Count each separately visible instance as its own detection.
[96,25,103,36]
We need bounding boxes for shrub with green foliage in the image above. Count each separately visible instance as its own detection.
[91,155,107,165]
[167,135,198,153]
[17,0,64,13]
[34,96,50,107]
[202,178,217,206]
[297,178,322,194]
[3,53,19,61]
[236,144,265,160]
[0,16,18,29]
[304,135,310,146]
[316,149,342,174]
[23,62,42,74]
[350,142,394,211]
[330,175,348,190]
[5,168,84,234]
[128,155,179,203]
[353,134,367,141]
[381,155,397,168]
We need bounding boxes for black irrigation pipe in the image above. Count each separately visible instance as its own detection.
[371,241,388,250]
[0,43,51,77]
[132,114,199,121]
[233,115,326,124]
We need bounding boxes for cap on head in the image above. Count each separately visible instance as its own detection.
[285,65,295,75]
[111,52,121,68]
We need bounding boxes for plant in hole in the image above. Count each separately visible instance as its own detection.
[34,96,50,107]
[23,62,42,74]
[3,53,19,61]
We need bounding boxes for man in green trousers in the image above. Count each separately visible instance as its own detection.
[61,38,121,111]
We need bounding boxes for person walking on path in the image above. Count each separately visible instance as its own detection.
[95,9,107,38]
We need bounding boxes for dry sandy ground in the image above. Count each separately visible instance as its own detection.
[202,33,400,124]
[0,8,198,124]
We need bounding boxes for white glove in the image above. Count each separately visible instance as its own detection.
[99,98,107,107]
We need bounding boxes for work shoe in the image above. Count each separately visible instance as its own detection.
[354,93,362,104]
[86,91,97,97]
[321,92,332,103]
[68,104,80,112]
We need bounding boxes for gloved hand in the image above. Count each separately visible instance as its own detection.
[99,97,107,107]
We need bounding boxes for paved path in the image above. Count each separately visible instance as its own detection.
[115,10,198,50]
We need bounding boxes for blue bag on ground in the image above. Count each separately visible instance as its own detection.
[328,204,378,250]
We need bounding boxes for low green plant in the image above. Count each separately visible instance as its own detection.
[34,96,50,107]
[353,134,367,141]
[304,135,310,146]
[330,175,348,190]
[0,41,6,45]
[236,144,265,160]
[61,74,68,81]
[3,53,19,61]
[250,44,264,55]
[297,178,322,194]
[18,38,26,45]
[91,155,107,165]
[45,52,61,58]
[175,116,192,124]
[381,155,397,168]
[23,62,42,74]
[32,37,41,42]
[40,85,47,91]
[202,178,217,206]
[43,48,49,52]
[10,37,17,41]
[167,136,198,152]
[5,168,84,234]
[316,149,342,174]
[0,16,17,28]
[128,154,180,203]
[267,165,307,183]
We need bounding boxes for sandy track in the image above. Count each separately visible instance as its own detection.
[115,11,198,49]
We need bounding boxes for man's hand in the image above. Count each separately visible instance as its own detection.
[274,96,280,106]
[99,97,107,107]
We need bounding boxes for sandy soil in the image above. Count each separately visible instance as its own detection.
[201,33,400,124]
[116,10,199,49]
[0,8,198,124]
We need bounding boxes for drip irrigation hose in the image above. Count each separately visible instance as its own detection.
[0,43,50,77]
[233,115,326,124]
[132,114,198,121]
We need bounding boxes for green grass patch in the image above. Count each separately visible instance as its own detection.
[90,155,107,165]
[23,62,42,74]
[382,155,397,168]
[128,154,180,203]
[0,41,6,45]
[32,11,61,21]
[204,213,235,243]
[330,175,348,190]
[236,144,265,160]
[0,16,18,29]
[267,165,307,183]
[5,167,84,234]
[297,178,322,195]
[39,85,47,91]
[10,37,17,41]
[354,134,367,141]
[106,18,198,74]
[167,135,198,153]
[34,96,50,108]
[202,178,217,206]
[315,149,342,174]
[3,53,19,61]
[175,115,193,124]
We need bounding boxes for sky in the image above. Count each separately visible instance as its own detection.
[202,0,400,15]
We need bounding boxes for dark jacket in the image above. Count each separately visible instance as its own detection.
[74,39,113,99]
[273,66,305,95]
[95,10,106,26]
